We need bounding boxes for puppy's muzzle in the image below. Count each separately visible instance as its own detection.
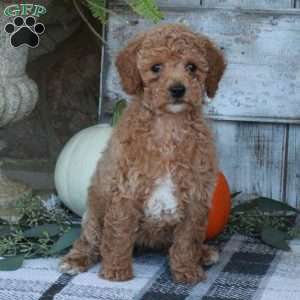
[169,84,186,103]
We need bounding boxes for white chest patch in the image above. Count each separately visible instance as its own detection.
[144,175,178,222]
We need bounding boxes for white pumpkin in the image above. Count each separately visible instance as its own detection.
[54,124,113,216]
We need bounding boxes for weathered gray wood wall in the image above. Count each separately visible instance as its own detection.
[100,0,300,207]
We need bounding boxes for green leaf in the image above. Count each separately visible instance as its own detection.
[0,226,13,237]
[232,197,298,215]
[256,197,298,214]
[261,227,290,251]
[111,99,127,127]
[0,255,24,271]
[127,0,164,23]
[86,0,107,23]
[231,201,257,213]
[231,191,241,199]
[23,224,61,238]
[49,227,81,254]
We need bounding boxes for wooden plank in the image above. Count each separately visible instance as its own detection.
[202,0,293,9]
[101,8,300,123]
[286,125,300,208]
[211,120,287,201]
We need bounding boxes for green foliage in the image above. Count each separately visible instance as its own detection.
[50,226,81,254]
[16,194,70,228]
[231,197,298,214]
[126,0,164,23]
[23,224,62,238]
[111,99,127,127]
[222,196,299,251]
[85,0,107,23]
[0,194,73,260]
[225,209,295,237]
[261,227,291,251]
[84,0,163,23]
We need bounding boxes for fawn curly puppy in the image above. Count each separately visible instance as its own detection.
[60,24,226,283]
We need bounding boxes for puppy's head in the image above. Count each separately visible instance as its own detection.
[116,24,226,114]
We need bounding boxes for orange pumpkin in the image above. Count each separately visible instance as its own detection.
[206,172,231,240]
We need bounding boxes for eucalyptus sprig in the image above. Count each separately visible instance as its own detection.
[0,194,80,270]
[223,196,299,251]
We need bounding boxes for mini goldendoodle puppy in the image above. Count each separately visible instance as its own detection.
[60,24,226,283]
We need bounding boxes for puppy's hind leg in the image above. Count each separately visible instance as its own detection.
[60,211,101,275]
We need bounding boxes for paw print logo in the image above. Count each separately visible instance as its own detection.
[4,16,45,48]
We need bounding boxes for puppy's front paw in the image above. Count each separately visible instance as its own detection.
[60,253,91,275]
[101,266,133,281]
[172,267,206,284]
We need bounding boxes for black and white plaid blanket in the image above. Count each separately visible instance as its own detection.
[0,234,299,300]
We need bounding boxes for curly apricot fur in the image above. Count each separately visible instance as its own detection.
[60,24,226,284]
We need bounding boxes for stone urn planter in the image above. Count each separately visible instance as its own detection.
[0,5,39,222]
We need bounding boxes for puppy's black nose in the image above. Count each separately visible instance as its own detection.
[169,84,186,99]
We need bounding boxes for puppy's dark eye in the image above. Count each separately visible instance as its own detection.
[151,64,162,73]
[186,63,197,73]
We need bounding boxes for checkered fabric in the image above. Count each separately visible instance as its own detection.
[0,234,299,300]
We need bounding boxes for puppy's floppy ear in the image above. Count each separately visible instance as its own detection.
[115,34,145,95]
[204,38,226,98]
